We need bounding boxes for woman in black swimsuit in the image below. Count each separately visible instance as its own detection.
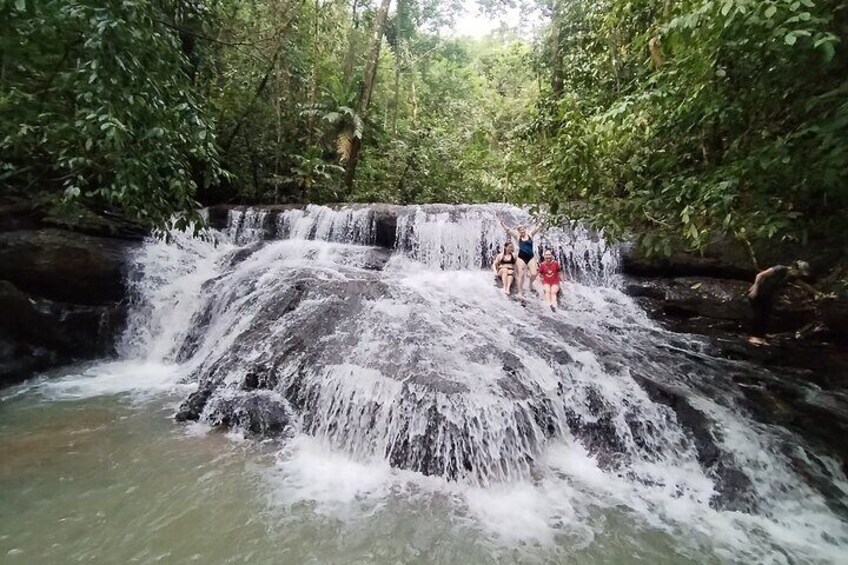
[499,219,543,300]
[492,242,517,297]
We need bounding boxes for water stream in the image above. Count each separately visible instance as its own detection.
[1,204,846,564]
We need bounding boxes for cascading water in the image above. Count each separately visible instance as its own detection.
[224,203,619,283]
[3,203,847,564]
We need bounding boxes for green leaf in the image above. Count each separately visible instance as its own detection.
[820,41,835,62]
[687,222,699,241]
[764,5,777,19]
[785,34,797,46]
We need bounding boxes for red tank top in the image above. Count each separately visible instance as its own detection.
[539,260,560,285]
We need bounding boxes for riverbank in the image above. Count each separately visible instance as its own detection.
[620,252,848,474]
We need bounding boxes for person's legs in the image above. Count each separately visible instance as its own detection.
[500,269,511,296]
[550,284,559,309]
[528,258,539,296]
[749,295,772,339]
[542,284,551,306]
[515,259,527,298]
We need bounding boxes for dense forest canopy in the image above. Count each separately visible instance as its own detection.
[1,0,846,254]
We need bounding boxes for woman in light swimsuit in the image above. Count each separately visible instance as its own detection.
[492,242,517,297]
[499,219,543,300]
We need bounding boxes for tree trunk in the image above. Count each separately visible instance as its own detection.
[343,0,392,190]
[550,1,564,97]
[308,0,320,143]
[342,0,361,88]
[392,64,400,135]
[220,0,298,153]
[221,50,281,153]
[410,78,417,126]
[392,40,403,136]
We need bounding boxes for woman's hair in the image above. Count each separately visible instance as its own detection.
[503,241,513,250]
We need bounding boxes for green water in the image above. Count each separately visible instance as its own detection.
[0,377,726,565]
[5,361,847,565]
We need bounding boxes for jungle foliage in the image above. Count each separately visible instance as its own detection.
[1,0,536,223]
[529,0,848,254]
[1,0,846,253]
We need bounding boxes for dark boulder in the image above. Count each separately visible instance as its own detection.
[624,276,751,320]
[819,293,848,343]
[0,197,148,240]
[373,208,398,248]
[0,226,137,387]
[622,243,756,280]
[206,205,232,231]
[0,229,138,305]
[0,199,42,232]
[175,384,215,422]
[185,389,291,437]
[0,279,126,387]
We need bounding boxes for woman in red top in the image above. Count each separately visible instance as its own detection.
[538,249,565,311]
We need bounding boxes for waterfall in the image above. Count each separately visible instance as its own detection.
[221,204,619,285]
[112,203,847,562]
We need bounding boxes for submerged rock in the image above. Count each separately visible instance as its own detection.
[204,391,291,437]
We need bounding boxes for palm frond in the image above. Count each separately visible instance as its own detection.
[337,131,352,162]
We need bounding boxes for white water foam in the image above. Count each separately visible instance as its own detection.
[32,360,187,402]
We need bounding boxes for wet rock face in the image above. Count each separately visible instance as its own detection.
[0,229,136,305]
[624,275,818,335]
[168,250,760,508]
[0,215,138,387]
[204,391,291,437]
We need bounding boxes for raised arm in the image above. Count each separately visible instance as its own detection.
[499,219,520,239]
[529,222,544,237]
